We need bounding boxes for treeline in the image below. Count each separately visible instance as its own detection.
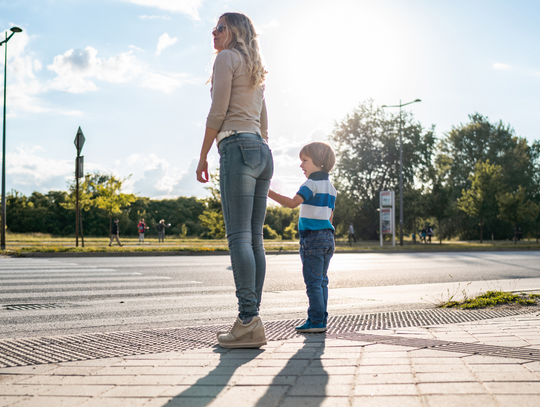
[5,174,298,239]
[6,100,540,242]
[330,101,540,242]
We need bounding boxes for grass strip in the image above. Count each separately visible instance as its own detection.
[439,290,540,309]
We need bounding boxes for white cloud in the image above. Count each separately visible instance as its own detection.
[125,0,203,20]
[140,15,171,20]
[493,63,511,71]
[140,72,189,92]
[156,33,178,55]
[129,45,145,52]
[47,47,145,93]
[5,146,73,192]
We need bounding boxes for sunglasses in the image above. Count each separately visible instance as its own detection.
[213,23,226,33]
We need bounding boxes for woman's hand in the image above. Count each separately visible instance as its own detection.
[196,158,209,183]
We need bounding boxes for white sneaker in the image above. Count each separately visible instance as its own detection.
[217,316,267,349]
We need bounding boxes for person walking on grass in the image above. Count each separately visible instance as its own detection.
[108,219,123,247]
[268,142,336,333]
[196,12,273,349]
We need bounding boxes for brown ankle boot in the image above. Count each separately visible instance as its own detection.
[217,316,267,349]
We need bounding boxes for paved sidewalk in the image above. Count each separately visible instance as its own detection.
[1,310,540,407]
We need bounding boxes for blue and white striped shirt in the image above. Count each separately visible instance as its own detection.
[296,172,337,231]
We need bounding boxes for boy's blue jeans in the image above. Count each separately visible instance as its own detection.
[299,229,334,325]
[219,133,274,320]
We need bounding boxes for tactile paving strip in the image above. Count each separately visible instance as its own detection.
[0,307,538,368]
[327,332,540,362]
[1,304,70,311]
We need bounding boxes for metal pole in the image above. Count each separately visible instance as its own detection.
[399,101,403,246]
[75,143,79,247]
[1,32,7,251]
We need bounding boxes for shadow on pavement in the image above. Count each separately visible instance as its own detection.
[166,346,264,407]
[255,334,328,406]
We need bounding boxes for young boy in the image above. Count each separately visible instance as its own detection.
[268,141,336,333]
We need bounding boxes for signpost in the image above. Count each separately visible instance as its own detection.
[379,191,395,247]
[74,127,85,247]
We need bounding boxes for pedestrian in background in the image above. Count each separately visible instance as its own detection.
[421,227,427,243]
[427,226,433,244]
[154,220,171,243]
[196,12,273,349]
[137,218,149,243]
[109,219,123,247]
[348,223,356,246]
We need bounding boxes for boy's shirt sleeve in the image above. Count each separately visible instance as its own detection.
[296,180,315,202]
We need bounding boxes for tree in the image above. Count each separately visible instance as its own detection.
[330,99,435,239]
[93,175,137,234]
[440,113,538,195]
[61,175,95,245]
[423,154,454,244]
[457,160,503,243]
[498,186,540,243]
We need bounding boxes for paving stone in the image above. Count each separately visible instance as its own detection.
[467,364,531,373]
[0,395,30,407]
[360,358,410,365]
[474,371,540,381]
[524,362,540,371]
[94,366,153,376]
[411,358,465,365]
[356,373,416,384]
[243,366,305,376]
[233,375,297,386]
[48,367,105,376]
[492,394,540,407]
[44,385,114,397]
[415,372,477,382]
[100,385,171,398]
[289,384,351,397]
[127,375,185,386]
[280,396,350,407]
[81,397,151,407]
[417,382,487,395]
[352,396,423,407]
[303,366,357,375]
[0,365,59,375]
[354,384,418,396]
[159,384,230,398]
[207,385,288,407]
[177,375,236,386]
[11,396,91,407]
[0,375,31,385]
[0,384,54,396]
[483,381,540,394]
[412,365,471,373]
[296,375,355,386]
[256,359,310,368]
[423,394,498,407]
[356,365,412,374]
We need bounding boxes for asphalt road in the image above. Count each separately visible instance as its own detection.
[1,251,539,339]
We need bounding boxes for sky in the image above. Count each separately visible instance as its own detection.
[1,0,539,200]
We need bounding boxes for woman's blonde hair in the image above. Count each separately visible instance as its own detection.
[219,12,267,89]
[299,142,336,173]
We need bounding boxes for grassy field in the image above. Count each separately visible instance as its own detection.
[1,233,539,254]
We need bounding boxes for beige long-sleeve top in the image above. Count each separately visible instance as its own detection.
[206,49,268,140]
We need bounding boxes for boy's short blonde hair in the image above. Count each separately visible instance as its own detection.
[299,142,336,173]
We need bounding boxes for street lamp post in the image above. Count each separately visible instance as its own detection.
[381,98,421,246]
[0,27,22,251]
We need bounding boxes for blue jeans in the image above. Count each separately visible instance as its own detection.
[219,133,274,320]
[299,229,334,325]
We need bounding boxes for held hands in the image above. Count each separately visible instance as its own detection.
[196,158,209,183]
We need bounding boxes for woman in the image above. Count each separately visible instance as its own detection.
[196,12,273,349]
